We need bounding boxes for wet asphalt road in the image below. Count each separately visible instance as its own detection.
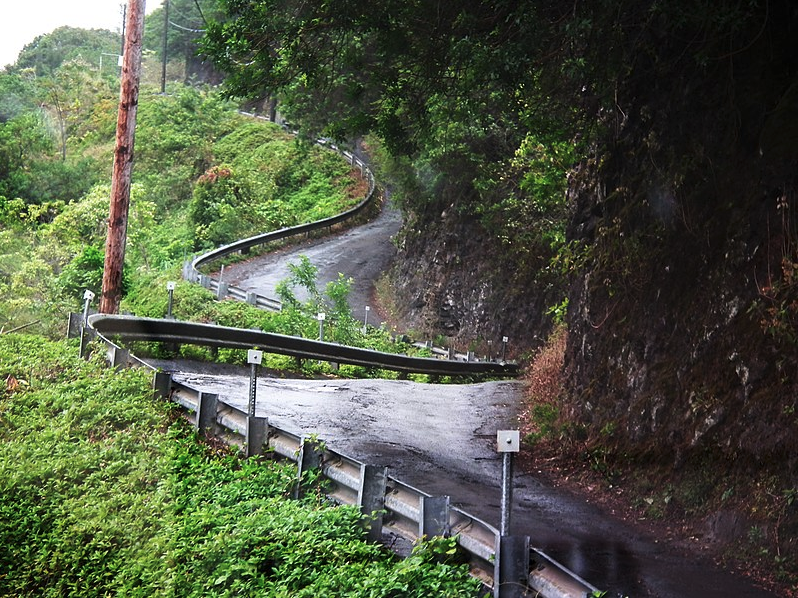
[223,198,402,323]
[147,360,778,598]
[164,200,779,597]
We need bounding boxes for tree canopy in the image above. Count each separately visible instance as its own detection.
[13,26,121,77]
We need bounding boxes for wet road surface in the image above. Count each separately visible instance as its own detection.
[223,197,402,322]
[149,359,777,598]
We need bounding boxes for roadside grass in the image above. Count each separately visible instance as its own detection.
[0,333,484,597]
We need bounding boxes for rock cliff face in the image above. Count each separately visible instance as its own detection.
[388,206,559,357]
[389,2,798,488]
[565,154,797,474]
[562,5,798,483]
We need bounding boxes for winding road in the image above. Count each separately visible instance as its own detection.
[223,196,402,322]
[166,199,778,597]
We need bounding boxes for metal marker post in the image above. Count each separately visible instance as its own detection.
[487,340,493,362]
[363,305,370,333]
[83,289,95,325]
[217,265,226,299]
[79,290,96,358]
[497,430,520,536]
[501,336,509,362]
[166,281,175,319]
[317,312,326,341]
[247,349,263,417]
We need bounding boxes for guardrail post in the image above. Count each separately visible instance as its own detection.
[67,312,82,339]
[108,345,130,368]
[495,535,530,598]
[467,351,475,362]
[217,281,229,299]
[79,325,97,359]
[199,274,211,289]
[246,416,269,457]
[195,392,218,437]
[294,435,324,499]
[246,292,258,306]
[358,464,388,542]
[420,495,450,538]
[448,345,455,360]
[152,371,172,399]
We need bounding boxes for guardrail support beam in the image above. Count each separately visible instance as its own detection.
[79,322,97,359]
[420,495,451,538]
[152,371,172,399]
[246,416,269,458]
[196,392,218,437]
[67,312,82,339]
[107,345,130,368]
[294,435,324,499]
[358,464,388,542]
[495,535,530,598]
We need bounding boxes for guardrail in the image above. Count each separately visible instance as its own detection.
[87,314,519,377]
[181,118,517,367]
[184,136,377,313]
[74,315,598,596]
[150,372,600,598]
[76,118,597,596]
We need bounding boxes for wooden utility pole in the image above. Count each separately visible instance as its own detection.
[101,0,146,314]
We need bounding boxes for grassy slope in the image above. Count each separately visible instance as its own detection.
[0,334,482,597]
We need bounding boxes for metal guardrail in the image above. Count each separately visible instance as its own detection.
[151,375,600,598]
[79,317,597,596]
[87,314,519,377]
[184,136,377,313]
[181,119,517,368]
[75,117,596,596]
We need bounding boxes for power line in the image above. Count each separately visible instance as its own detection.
[169,20,205,33]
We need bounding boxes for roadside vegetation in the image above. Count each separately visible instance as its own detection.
[0,24,443,378]
[0,334,482,597]
[199,2,798,594]
[0,74,364,339]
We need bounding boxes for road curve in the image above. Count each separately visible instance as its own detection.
[221,195,402,322]
[149,359,778,598]
[168,172,779,596]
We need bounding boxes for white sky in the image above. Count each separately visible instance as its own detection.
[0,0,163,69]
